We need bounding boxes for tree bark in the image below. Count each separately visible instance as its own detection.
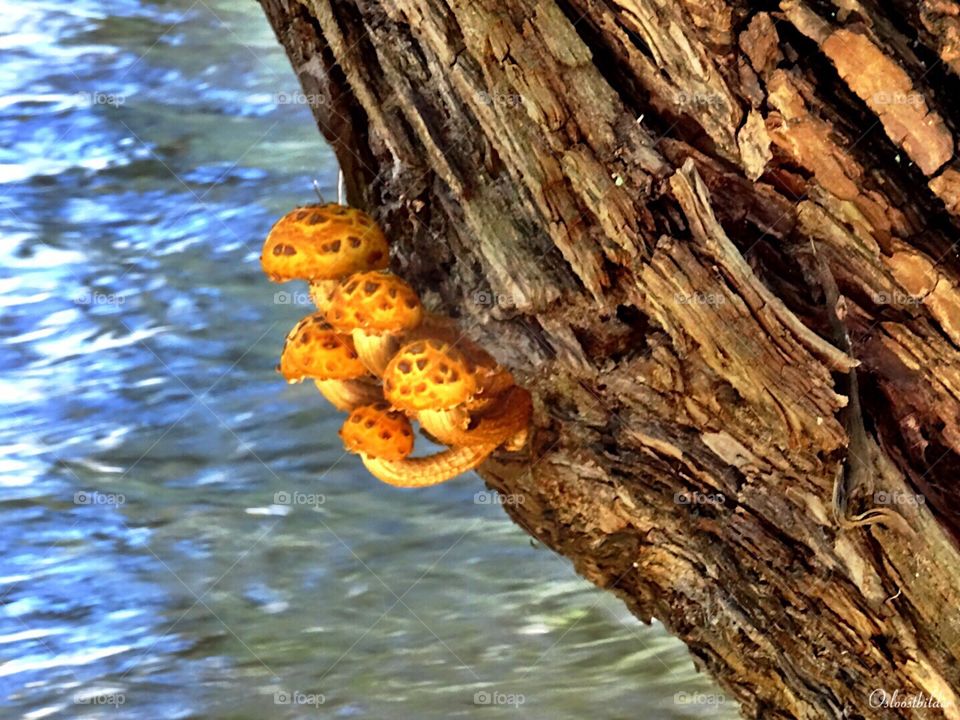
[257,0,960,717]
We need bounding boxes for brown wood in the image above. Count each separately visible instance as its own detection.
[257,0,960,716]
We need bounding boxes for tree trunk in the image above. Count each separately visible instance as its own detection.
[257,0,960,717]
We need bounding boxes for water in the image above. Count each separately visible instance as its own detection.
[0,1,735,717]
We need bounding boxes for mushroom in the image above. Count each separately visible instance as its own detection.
[260,204,389,311]
[382,339,526,448]
[403,314,516,412]
[325,270,424,375]
[339,403,500,487]
[279,313,382,411]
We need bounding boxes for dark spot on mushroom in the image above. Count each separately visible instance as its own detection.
[385,380,394,391]
[320,243,329,253]
[439,363,449,373]
[388,288,398,298]
[404,298,418,309]
[364,420,375,429]
[272,245,283,256]
[401,429,411,437]
[398,361,411,374]
[450,370,460,381]
[283,245,296,256]
[348,236,362,248]
[348,350,358,359]
[346,281,359,293]
[408,342,425,354]
[415,382,427,393]
[330,239,341,252]
[416,359,428,370]
[364,281,380,294]
[307,213,324,225]
[434,376,444,384]
[351,415,362,423]
[295,211,309,221]
[367,251,384,264]
[380,431,391,440]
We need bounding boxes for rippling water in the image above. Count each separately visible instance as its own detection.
[0,1,735,717]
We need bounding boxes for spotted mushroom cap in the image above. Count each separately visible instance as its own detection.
[325,271,423,335]
[279,313,367,382]
[261,204,389,283]
[339,402,415,461]
[383,340,479,412]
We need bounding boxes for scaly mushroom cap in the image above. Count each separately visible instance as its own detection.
[340,402,415,461]
[279,314,367,382]
[325,271,423,335]
[260,204,388,282]
[383,340,478,412]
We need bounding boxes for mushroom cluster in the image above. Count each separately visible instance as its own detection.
[260,202,530,488]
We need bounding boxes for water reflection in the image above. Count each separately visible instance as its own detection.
[0,1,733,717]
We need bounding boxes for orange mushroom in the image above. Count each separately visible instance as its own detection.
[339,402,414,461]
[382,340,526,448]
[325,270,423,375]
[260,204,389,310]
[339,403,499,487]
[279,313,381,411]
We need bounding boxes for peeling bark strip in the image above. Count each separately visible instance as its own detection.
[258,0,960,716]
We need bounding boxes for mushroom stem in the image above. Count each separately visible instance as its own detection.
[315,378,383,412]
[417,386,532,448]
[352,329,399,376]
[361,444,498,487]
[309,279,340,312]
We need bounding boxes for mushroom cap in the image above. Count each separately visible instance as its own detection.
[383,339,478,412]
[260,203,389,283]
[325,270,423,335]
[279,313,367,382]
[340,402,415,461]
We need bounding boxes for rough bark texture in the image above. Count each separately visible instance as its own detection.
[257,0,960,717]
